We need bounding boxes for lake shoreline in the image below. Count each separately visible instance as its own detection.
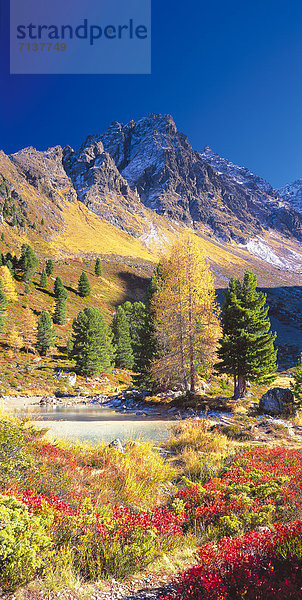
[2,392,211,421]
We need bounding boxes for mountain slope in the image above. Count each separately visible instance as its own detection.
[5,113,302,247]
[90,113,302,242]
[277,179,302,214]
[1,115,302,368]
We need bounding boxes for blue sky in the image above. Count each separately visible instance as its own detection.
[1,0,302,188]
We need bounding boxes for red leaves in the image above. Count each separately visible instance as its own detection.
[176,447,302,528]
[164,446,302,600]
[3,489,184,546]
[162,521,302,599]
[17,489,76,516]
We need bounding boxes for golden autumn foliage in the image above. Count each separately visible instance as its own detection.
[7,326,23,353]
[0,266,17,302]
[151,235,220,392]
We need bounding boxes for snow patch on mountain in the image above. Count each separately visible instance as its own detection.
[239,237,302,272]
[140,223,169,251]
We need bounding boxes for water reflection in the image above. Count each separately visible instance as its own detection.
[11,403,174,444]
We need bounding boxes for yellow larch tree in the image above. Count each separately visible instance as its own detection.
[151,235,220,393]
[0,266,17,302]
[7,326,23,354]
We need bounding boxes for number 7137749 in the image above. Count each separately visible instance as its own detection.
[18,43,67,51]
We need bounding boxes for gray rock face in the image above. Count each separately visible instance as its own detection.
[62,136,147,234]
[10,146,77,204]
[259,387,295,416]
[65,113,302,241]
[278,179,302,214]
[5,113,302,242]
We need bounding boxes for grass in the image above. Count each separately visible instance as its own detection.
[163,419,237,482]
[1,407,302,598]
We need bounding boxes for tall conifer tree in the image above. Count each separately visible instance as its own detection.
[46,259,54,276]
[112,306,134,369]
[78,272,91,297]
[53,286,68,325]
[95,257,102,277]
[123,301,147,370]
[151,236,220,393]
[40,268,48,288]
[54,276,64,298]
[0,266,17,302]
[71,307,114,375]
[216,271,277,398]
[19,244,38,282]
[133,275,160,390]
[6,260,14,278]
[36,311,55,356]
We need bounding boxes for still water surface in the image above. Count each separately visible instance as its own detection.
[11,402,175,444]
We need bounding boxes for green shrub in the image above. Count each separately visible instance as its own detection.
[217,514,242,537]
[243,505,275,529]
[0,415,34,484]
[0,495,52,591]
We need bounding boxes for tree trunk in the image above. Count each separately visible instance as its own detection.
[188,283,195,394]
[238,375,246,397]
[233,375,237,398]
[187,245,196,395]
[177,269,188,393]
[234,375,246,399]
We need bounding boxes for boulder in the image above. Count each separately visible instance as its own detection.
[39,396,56,406]
[108,438,124,453]
[259,387,295,416]
[67,373,77,387]
[198,379,210,393]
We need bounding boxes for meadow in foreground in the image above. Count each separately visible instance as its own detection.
[1,414,302,598]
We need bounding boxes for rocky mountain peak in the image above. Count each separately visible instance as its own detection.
[3,113,302,244]
[277,179,302,214]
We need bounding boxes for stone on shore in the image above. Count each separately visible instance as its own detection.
[259,387,295,416]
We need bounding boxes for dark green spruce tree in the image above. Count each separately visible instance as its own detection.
[53,286,68,325]
[112,306,134,369]
[71,307,114,375]
[122,301,147,370]
[66,336,74,359]
[78,272,91,297]
[133,275,159,390]
[36,311,56,356]
[18,244,39,282]
[6,260,14,278]
[54,276,64,297]
[216,271,277,398]
[95,257,102,277]
[39,268,48,288]
[46,259,54,276]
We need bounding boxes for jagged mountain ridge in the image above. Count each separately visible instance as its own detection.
[2,122,302,367]
[200,145,275,195]
[277,180,302,215]
[62,113,302,242]
[5,113,302,244]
